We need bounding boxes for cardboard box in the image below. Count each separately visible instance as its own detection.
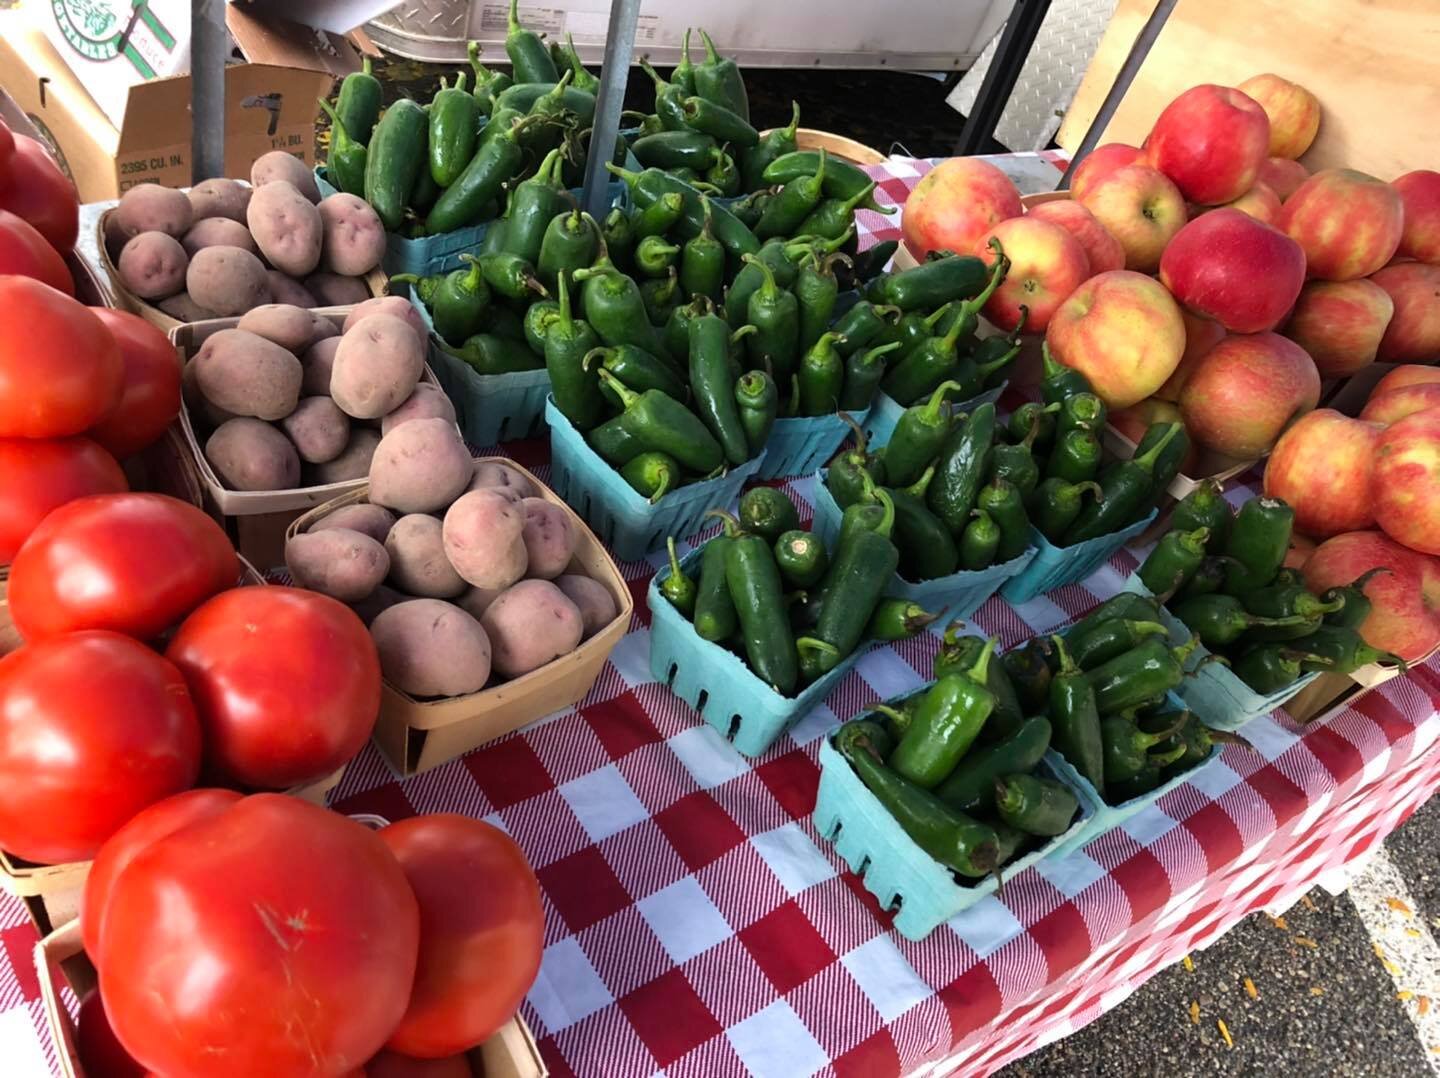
[287,461,634,777]
[34,918,548,1078]
[0,7,357,203]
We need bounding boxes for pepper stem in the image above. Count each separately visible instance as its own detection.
[977,339,1024,380]
[649,462,675,504]
[730,324,757,345]
[903,463,936,500]
[700,27,723,63]
[740,253,780,299]
[595,368,640,410]
[839,179,877,215]
[554,270,574,331]
[666,536,684,582]
[966,636,997,686]
[1050,634,1079,676]
[837,410,870,456]
[920,380,962,422]
[507,0,523,35]
[812,147,828,189]
[1041,340,1066,379]
[1006,304,1030,343]
[1148,743,1189,769]
[857,341,902,370]
[796,637,840,659]
[869,703,910,728]
[873,488,896,540]
[1132,422,1181,473]
[703,508,744,538]
[941,618,967,648]
[1348,566,1391,591]
[581,346,611,373]
[781,100,801,138]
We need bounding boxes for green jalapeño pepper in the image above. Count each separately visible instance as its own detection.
[839,341,902,413]
[797,252,847,352]
[679,96,759,148]
[694,533,738,641]
[797,331,846,417]
[671,28,698,95]
[741,253,801,384]
[935,716,1052,814]
[1322,568,1392,630]
[1180,555,1238,600]
[575,262,668,357]
[813,487,900,672]
[995,774,1079,838]
[960,510,1000,571]
[774,530,828,589]
[1170,593,1310,648]
[866,598,942,642]
[1102,713,1189,788]
[977,479,1030,563]
[640,270,683,330]
[824,414,886,510]
[1138,527,1211,597]
[1222,496,1295,595]
[365,99,429,232]
[1070,592,1162,638]
[1296,624,1407,675]
[477,251,546,302]
[1086,637,1200,714]
[544,271,604,431]
[735,370,779,455]
[430,255,491,346]
[764,151,896,214]
[1056,392,1107,439]
[505,0,559,82]
[933,627,1023,739]
[742,100,800,191]
[693,29,751,121]
[756,148,827,239]
[989,414,1043,497]
[586,345,687,407]
[1046,635,1115,796]
[1047,428,1102,486]
[594,369,723,473]
[1008,401,1061,452]
[523,299,561,357]
[739,487,800,544]
[836,721,999,879]
[466,43,513,112]
[834,302,901,359]
[637,58,688,132]
[709,511,797,694]
[1171,479,1233,553]
[506,148,569,267]
[679,197,725,302]
[689,311,751,465]
[796,181,881,242]
[1029,479,1103,546]
[883,380,961,489]
[438,333,540,376]
[1064,619,1169,671]
[599,206,636,274]
[316,98,366,197]
[1232,645,1329,694]
[891,639,998,788]
[1038,341,1094,404]
[888,466,960,581]
[1133,419,1191,495]
[1002,638,1054,713]
[866,253,992,312]
[635,234,682,279]
[335,56,382,144]
[660,537,697,617]
[1065,423,1181,544]
[621,451,679,503]
[703,144,742,197]
[632,191,685,239]
[552,32,600,93]
[429,73,481,188]
[426,114,539,234]
[1244,582,1345,623]
[606,164,762,260]
[928,401,997,536]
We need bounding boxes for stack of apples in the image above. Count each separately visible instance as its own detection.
[901,73,1440,475]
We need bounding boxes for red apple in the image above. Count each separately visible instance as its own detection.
[1110,397,1200,473]
[1257,157,1310,202]
[1303,530,1440,661]
[972,217,1088,334]
[1159,208,1306,333]
[1393,170,1440,264]
[1374,408,1440,554]
[1283,279,1395,378]
[1279,169,1404,281]
[1371,262,1440,363]
[1179,332,1320,457]
[1285,532,1318,570]
[902,158,1023,261]
[1026,199,1125,275]
[1045,270,1186,408]
[1359,384,1440,426]
[1213,182,1283,226]
[1077,164,1187,273]
[1069,143,1143,203]
[1154,310,1226,402]
[1146,85,1270,205]
[1263,409,1381,536]
[1372,365,1440,399]
[1236,73,1321,160]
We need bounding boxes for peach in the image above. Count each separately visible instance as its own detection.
[1279,169,1404,281]
[1263,409,1381,536]
[1283,279,1394,378]
[1068,143,1143,203]
[1375,408,1440,555]
[1044,270,1185,408]
[1372,365,1440,399]
[1359,384,1440,427]
[1393,170,1440,264]
[902,158,1023,261]
[1236,74,1321,160]
[972,217,1088,334]
[1213,182,1283,226]
[1077,165,1187,273]
[1179,332,1320,457]
[1147,85,1270,205]
[1026,199,1125,275]
[1303,530,1440,661]
[1110,397,1200,474]
[1159,208,1305,333]
[1154,310,1226,402]
[1371,262,1440,363]
[1256,157,1310,202]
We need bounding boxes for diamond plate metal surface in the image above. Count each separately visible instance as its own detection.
[369,0,475,62]
[949,0,1118,152]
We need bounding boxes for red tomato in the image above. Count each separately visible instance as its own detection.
[0,135,79,252]
[0,120,14,189]
[0,209,72,293]
[380,815,543,1059]
[0,277,122,438]
[366,1051,473,1078]
[0,436,127,563]
[0,631,200,863]
[85,309,182,459]
[8,492,238,641]
[166,586,380,789]
[97,795,420,1078]
[81,787,241,956]
[77,990,147,1078]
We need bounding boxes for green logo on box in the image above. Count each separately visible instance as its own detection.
[51,0,175,77]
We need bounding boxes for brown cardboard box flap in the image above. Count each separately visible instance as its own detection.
[226,4,361,78]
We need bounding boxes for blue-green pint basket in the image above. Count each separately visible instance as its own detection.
[647,549,870,757]
[999,511,1158,606]
[756,412,867,480]
[547,398,762,561]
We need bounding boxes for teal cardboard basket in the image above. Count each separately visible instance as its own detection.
[757,412,867,480]
[999,510,1159,606]
[547,398,762,560]
[810,469,1035,622]
[860,383,1008,450]
[647,549,871,757]
[814,719,1095,942]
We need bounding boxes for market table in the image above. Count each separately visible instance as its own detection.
[3,155,1439,1078]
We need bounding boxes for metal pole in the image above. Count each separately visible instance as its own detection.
[1060,0,1179,186]
[191,0,227,183]
[581,0,643,218]
[954,0,1052,156]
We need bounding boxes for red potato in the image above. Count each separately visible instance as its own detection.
[344,295,429,347]
[331,314,425,420]
[520,498,577,579]
[280,396,351,464]
[206,418,301,491]
[443,488,528,589]
[311,427,381,484]
[370,599,492,697]
[368,419,472,514]
[187,177,251,223]
[117,232,188,300]
[555,574,618,639]
[285,527,391,602]
[250,150,322,201]
[306,272,371,306]
[247,181,323,278]
[236,303,319,353]
[317,193,386,276]
[192,329,302,421]
[266,271,319,308]
[382,383,457,434]
[384,514,467,599]
[186,245,270,316]
[468,460,539,498]
[480,580,584,678]
[302,336,341,396]
[115,185,193,239]
[181,217,256,258]
[312,502,396,543]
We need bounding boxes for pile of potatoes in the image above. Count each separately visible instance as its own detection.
[186,295,456,491]
[107,151,388,322]
[285,459,621,698]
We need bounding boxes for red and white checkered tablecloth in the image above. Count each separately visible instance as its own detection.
[4,155,1440,1078]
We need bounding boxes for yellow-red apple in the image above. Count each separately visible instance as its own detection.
[1215,182,1283,226]
[1359,384,1440,426]
[1026,199,1125,276]
[1077,165,1187,273]
[1371,262,1440,363]
[1257,157,1310,202]
[1283,279,1395,378]
[1263,409,1381,536]
[1372,365,1440,399]
[1069,143,1143,203]
[1303,530,1440,661]
[1110,397,1200,473]
[1279,169,1404,281]
[1155,310,1226,402]
[1236,73,1321,160]
[1374,408,1440,555]
[902,158,1023,261]
[1179,332,1320,457]
[1044,270,1185,408]
[1159,208,1306,333]
[1393,170,1440,264]
[1146,85,1270,205]
[1284,532,1317,570]
[972,217,1088,334]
